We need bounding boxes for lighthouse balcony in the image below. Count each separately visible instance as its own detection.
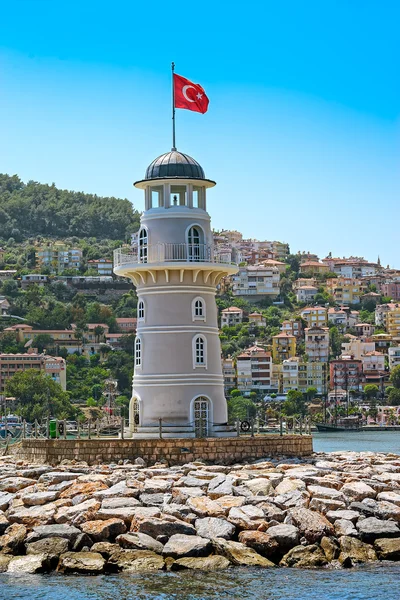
[114,244,237,269]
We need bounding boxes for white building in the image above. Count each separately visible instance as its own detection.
[388,347,400,370]
[305,326,329,363]
[114,149,238,438]
[221,306,244,327]
[296,286,318,303]
[232,265,280,299]
[236,345,272,394]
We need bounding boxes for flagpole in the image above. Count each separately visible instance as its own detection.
[171,62,176,150]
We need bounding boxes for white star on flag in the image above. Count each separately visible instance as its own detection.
[196,92,203,99]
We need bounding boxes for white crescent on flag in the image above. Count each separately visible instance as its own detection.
[182,85,196,102]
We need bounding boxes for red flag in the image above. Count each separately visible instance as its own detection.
[173,73,209,114]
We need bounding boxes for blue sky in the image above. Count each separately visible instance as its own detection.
[0,1,399,264]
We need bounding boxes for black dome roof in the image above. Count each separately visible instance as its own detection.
[145,150,205,180]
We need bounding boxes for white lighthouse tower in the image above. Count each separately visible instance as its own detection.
[114,150,238,438]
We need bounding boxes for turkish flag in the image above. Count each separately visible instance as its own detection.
[174,73,209,114]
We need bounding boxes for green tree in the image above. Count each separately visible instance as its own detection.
[390,365,400,389]
[5,370,74,421]
[364,384,379,400]
[32,333,55,353]
[282,390,306,416]
[227,395,257,422]
[388,388,400,406]
[305,387,318,401]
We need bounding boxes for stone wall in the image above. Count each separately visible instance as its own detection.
[17,435,313,465]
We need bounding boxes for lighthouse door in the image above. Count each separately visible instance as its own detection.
[194,397,209,438]
[131,399,139,432]
[188,226,201,262]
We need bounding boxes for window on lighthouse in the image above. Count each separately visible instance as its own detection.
[135,337,142,368]
[138,228,148,263]
[193,335,206,367]
[138,300,145,321]
[192,297,206,321]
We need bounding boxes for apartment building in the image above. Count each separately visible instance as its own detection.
[300,306,328,327]
[236,345,272,394]
[282,357,327,394]
[232,265,280,299]
[36,243,82,274]
[272,332,296,362]
[322,257,380,278]
[248,312,266,326]
[296,286,318,303]
[375,303,398,328]
[387,308,400,338]
[0,349,66,394]
[221,357,236,392]
[115,317,137,333]
[330,358,362,391]
[305,326,329,362]
[354,323,376,338]
[281,318,303,339]
[388,347,400,370]
[21,274,49,289]
[327,307,348,327]
[341,338,375,360]
[299,261,329,275]
[220,307,244,327]
[361,351,385,373]
[326,278,367,305]
[4,324,81,353]
[381,283,400,301]
[87,259,113,276]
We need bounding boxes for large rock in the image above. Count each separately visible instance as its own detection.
[55,499,100,524]
[80,518,126,542]
[0,492,14,511]
[208,476,234,499]
[290,508,334,543]
[27,524,81,544]
[0,477,37,492]
[38,472,82,485]
[377,491,400,506]
[238,530,279,559]
[142,479,173,493]
[195,517,235,540]
[7,503,57,527]
[212,538,274,567]
[7,553,48,573]
[227,505,265,530]
[57,551,105,573]
[107,549,165,572]
[139,493,171,507]
[91,542,120,557]
[0,523,27,554]
[116,532,164,553]
[215,496,245,511]
[172,487,205,503]
[245,478,274,497]
[137,517,196,538]
[338,535,377,567]
[0,512,9,534]
[101,497,141,510]
[162,534,211,558]
[187,496,226,518]
[26,537,69,561]
[374,537,400,560]
[334,519,358,537]
[326,509,360,523]
[273,490,310,510]
[280,544,328,568]
[255,502,285,522]
[266,524,299,552]
[59,481,108,499]
[357,517,400,542]
[307,485,345,502]
[22,491,59,506]
[171,556,231,571]
[341,481,376,501]
[0,555,12,572]
[376,501,400,522]
[320,536,340,561]
[274,479,305,496]
[93,481,139,500]
[308,498,346,514]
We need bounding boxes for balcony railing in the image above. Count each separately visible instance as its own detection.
[114,244,237,267]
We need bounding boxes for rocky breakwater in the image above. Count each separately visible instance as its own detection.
[0,451,400,574]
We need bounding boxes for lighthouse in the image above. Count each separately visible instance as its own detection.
[114,150,238,438]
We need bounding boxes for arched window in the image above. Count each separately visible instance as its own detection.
[138,300,145,321]
[138,228,148,263]
[192,297,206,321]
[187,225,202,261]
[135,336,142,368]
[193,335,207,368]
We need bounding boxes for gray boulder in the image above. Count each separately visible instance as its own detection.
[138,517,196,538]
[195,517,235,540]
[357,517,400,542]
[280,544,328,568]
[171,556,230,571]
[7,553,48,573]
[26,537,69,561]
[57,551,105,573]
[162,534,211,558]
[27,524,81,544]
[116,532,164,554]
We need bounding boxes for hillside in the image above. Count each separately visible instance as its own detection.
[0,174,140,240]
